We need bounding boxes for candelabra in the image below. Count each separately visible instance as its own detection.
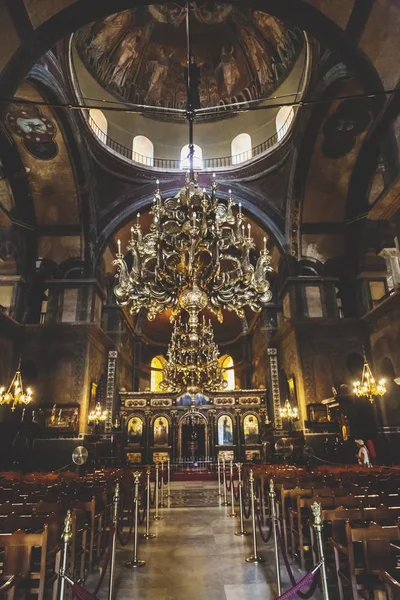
[0,359,33,411]
[160,313,226,394]
[353,359,386,404]
[113,173,274,323]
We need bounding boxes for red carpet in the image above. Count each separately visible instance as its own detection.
[172,471,218,481]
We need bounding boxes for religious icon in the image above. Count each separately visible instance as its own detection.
[218,415,233,445]
[154,416,169,446]
[243,414,259,444]
[127,416,143,444]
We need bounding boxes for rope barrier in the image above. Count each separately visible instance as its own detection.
[274,563,322,600]
[276,521,319,599]
[243,494,252,519]
[117,489,135,546]
[256,512,273,544]
[233,481,240,501]
[92,527,115,596]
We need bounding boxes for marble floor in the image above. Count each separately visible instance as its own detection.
[97,482,322,600]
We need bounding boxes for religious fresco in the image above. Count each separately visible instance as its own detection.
[74,4,303,115]
[154,416,169,446]
[6,104,58,160]
[218,414,233,445]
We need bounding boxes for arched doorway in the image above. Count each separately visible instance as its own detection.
[179,412,208,459]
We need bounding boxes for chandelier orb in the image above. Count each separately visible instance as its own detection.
[113,174,274,323]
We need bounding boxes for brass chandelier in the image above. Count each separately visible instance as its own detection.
[0,359,33,411]
[113,175,274,323]
[353,355,386,404]
[159,313,227,394]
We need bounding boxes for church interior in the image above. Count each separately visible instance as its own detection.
[0,1,399,599]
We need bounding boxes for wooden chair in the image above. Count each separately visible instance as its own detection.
[330,521,400,600]
[0,519,61,600]
[380,572,400,600]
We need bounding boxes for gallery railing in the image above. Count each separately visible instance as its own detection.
[87,110,294,171]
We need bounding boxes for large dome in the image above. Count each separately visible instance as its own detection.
[74,3,303,114]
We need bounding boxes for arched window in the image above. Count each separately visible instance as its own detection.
[150,356,165,392]
[89,109,107,144]
[132,135,154,167]
[219,355,235,391]
[276,106,294,141]
[231,133,252,165]
[180,144,203,170]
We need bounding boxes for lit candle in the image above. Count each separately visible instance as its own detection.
[247,223,251,239]
[130,226,134,241]
[117,239,121,255]
[263,236,267,251]
[192,211,196,226]
[238,202,242,216]
[136,212,140,226]
[241,224,245,237]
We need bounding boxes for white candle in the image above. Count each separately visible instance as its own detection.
[238,202,242,215]
[247,223,251,239]
[130,226,134,241]
[117,239,121,255]
[263,236,267,251]
[136,212,140,226]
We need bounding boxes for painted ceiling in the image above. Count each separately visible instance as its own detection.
[74,3,303,113]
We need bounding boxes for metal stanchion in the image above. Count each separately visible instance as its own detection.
[160,460,164,508]
[245,469,263,563]
[217,458,222,497]
[126,471,145,568]
[108,483,119,600]
[228,460,237,517]
[153,463,162,520]
[269,479,281,595]
[167,458,171,498]
[59,510,73,600]
[221,457,228,506]
[141,468,156,540]
[235,463,250,536]
[312,502,330,600]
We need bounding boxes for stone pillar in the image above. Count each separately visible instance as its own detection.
[171,410,178,462]
[133,336,142,392]
[208,409,216,459]
[267,348,283,430]
[144,408,152,464]
[235,408,242,460]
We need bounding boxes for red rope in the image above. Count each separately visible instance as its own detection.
[274,568,319,600]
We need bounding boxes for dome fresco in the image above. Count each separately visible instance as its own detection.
[74,3,304,114]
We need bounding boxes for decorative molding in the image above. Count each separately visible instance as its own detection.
[151,398,173,407]
[105,350,117,432]
[267,347,282,429]
[124,398,147,408]
[214,396,235,406]
[239,396,261,406]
